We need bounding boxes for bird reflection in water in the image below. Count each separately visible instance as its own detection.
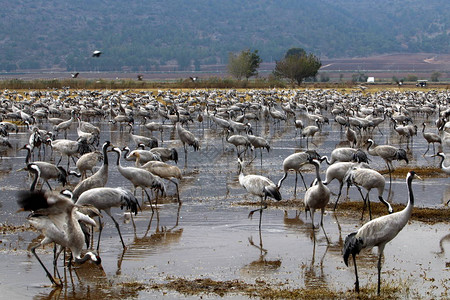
[240,233,281,277]
[116,205,182,275]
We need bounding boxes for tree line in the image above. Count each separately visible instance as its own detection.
[228,47,321,86]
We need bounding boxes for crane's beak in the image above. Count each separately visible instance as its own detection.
[16,167,26,172]
[415,174,423,181]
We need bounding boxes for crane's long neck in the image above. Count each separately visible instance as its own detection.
[366,140,376,155]
[313,161,322,184]
[24,146,31,164]
[102,143,109,166]
[321,155,331,165]
[114,149,122,167]
[401,174,415,222]
[30,168,40,191]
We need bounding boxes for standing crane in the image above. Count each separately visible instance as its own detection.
[344,166,393,220]
[277,150,322,197]
[343,171,421,295]
[304,158,330,242]
[238,158,281,231]
[76,187,139,250]
[111,147,165,209]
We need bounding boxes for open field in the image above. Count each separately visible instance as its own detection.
[0,86,449,299]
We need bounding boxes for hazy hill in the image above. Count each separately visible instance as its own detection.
[0,0,448,72]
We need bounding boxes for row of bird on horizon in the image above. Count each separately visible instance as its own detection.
[1,87,449,295]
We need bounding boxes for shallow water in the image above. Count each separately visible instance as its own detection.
[0,92,449,299]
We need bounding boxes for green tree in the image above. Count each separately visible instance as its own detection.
[430,71,441,82]
[273,48,321,85]
[227,49,262,81]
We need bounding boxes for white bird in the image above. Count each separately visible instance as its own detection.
[304,158,330,242]
[92,50,102,57]
[76,187,139,249]
[343,171,421,295]
[238,158,281,231]
[17,190,101,286]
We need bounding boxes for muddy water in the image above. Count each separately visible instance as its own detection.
[0,98,449,299]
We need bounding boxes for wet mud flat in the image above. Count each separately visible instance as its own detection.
[0,88,448,299]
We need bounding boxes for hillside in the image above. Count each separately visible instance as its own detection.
[0,0,449,72]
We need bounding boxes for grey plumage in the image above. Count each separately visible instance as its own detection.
[343,171,421,295]
[77,187,139,249]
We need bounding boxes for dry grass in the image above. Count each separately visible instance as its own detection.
[147,277,405,299]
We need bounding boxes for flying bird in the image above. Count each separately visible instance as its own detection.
[92,50,102,57]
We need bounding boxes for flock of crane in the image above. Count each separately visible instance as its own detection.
[1,87,449,295]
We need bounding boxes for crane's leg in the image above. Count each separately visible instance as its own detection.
[45,180,53,191]
[169,179,181,204]
[333,181,344,210]
[352,254,360,293]
[377,247,385,296]
[294,172,298,197]
[354,185,366,220]
[108,213,126,249]
[31,243,60,286]
[320,208,330,244]
[423,143,430,155]
[299,172,308,191]
[96,215,104,251]
[144,189,155,212]
[366,192,372,220]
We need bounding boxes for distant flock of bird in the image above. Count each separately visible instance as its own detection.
[1,87,449,294]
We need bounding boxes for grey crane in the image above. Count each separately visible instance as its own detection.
[71,141,111,200]
[432,152,450,205]
[366,139,408,183]
[301,119,321,148]
[76,187,139,250]
[128,123,158,149]
[122,146,161,164]
[111,147,165,209]
[17,190,101,286]
[277,150,322,197]
[344,166,393,220]
[322,161,370,210]
[76,150,103,180]
[247,134,270,166]
[422,122,441,155]
[239,158,281,231]
[322,147,369,165]
[226,130,251,157]
[176,122,200,164]
[343,171,421,295]
[134,152,183,203]
[150,147,178,164]
[304,158,330,242]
